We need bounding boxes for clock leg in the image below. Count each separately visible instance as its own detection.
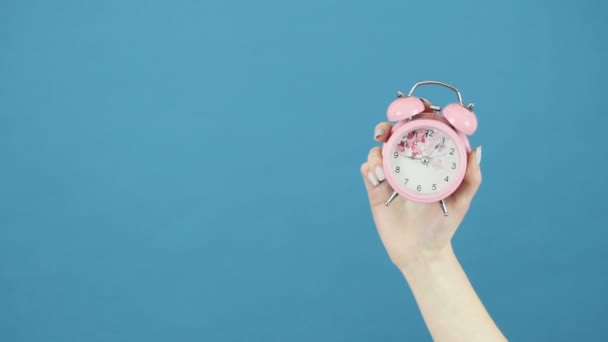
[384,191,399,206]
[439,200,449,216]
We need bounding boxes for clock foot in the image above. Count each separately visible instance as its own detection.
[439,200,449,216]
[384,191,399,206]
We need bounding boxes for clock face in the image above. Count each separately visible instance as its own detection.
[387,126,462,197]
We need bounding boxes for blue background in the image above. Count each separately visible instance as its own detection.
[1,0,606,341]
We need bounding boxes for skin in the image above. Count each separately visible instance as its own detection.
[361,121,508,342]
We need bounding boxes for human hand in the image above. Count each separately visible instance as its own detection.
[361,122,483,271]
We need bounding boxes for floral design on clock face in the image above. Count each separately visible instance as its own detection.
[389,127,461,196]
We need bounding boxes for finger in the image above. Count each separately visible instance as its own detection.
[367,146,386,183]
[361,147,393,206]
[373,122,394,143]
[447,146,482,211]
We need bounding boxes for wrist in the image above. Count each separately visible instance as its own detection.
[398,244,457,277]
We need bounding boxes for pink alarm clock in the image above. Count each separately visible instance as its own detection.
[382,81,477,216]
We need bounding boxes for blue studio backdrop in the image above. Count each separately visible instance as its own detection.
[1,0,607,341]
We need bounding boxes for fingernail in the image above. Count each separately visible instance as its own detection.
[475,146,482,166]
[374,128,385,140]
[375,166,385,181]
[368,171,379,186]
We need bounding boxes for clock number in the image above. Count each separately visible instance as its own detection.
[444,176,449,182]
[451,163,456,169]
[395,166,400,173]
[432,184,437,191]
[394,152,398,158]
[426,129,435,137]
[404,178,409,184]
[417,185,422,192]
[449,148,455,155]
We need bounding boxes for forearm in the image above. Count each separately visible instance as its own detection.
[400,246,507,342]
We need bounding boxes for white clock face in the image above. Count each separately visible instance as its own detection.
[388,126,462,196]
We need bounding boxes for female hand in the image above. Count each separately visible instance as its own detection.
[360,122,483,271]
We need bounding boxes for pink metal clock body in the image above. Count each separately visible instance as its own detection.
[381,81,477,206]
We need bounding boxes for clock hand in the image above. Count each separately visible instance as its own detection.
[406,153,447,162]
[404,155,428,167]
[426,137,445,158]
